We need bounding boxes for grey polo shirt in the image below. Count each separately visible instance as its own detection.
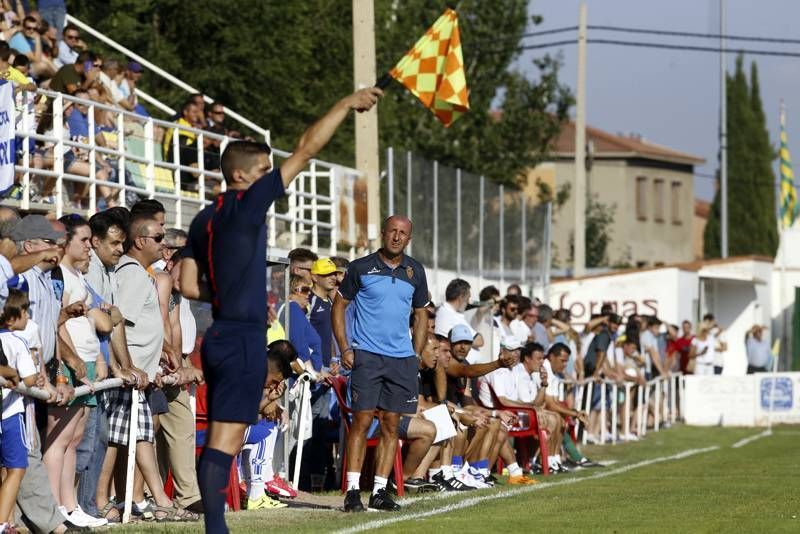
[115,255,163,380]
[23,266,60,363]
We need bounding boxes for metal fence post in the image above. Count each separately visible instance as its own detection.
[387,147,394,216]
[499,184,505,286]
[88,103,97,214]
[520,193,526,286]
[116,112,126,207]
[196,131,205,205]
[172,122,182,227]
[433,160,439,299]
[330,167,337,256]
[144,118,155,200]
[478,175,484,289]
[53,93,64,219]
[456,168,462,277]
[406,150,412,255]
[20,91,31,211]
[310,161,318,251]
[543,202,553,302]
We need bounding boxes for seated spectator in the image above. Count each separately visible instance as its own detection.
[55,23,86,68]
[162,100,200,188]
[0,40,35,92]
[8,15,55,78]
[116,61,148,117]
[97,58,136,111]
[48,50,98,95]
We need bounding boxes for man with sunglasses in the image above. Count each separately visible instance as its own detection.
[180,87,382,533]
[55,23,86,68]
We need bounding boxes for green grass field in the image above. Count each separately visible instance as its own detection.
[118,425,800,533]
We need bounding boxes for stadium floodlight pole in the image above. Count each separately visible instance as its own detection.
[720,0,729,258]
[353,0,382,250]
[573,1,588,277]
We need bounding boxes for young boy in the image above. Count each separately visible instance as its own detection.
[0,289,38,530]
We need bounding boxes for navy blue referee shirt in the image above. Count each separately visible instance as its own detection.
[185,168,285,325]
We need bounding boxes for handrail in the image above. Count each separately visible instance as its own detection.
[65,14,270,140]
[134,88,176,116]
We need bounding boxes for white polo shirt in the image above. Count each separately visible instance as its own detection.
[477,367,516,408]
[512,362,538,404]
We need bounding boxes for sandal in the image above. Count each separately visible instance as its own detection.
[99,501,121,523]
[152,502,200,522]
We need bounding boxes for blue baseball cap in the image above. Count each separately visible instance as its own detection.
[449,324,474,344]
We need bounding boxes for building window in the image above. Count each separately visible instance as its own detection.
[654,178,665,222]
[636,176,647,220]
[671,181,682,224]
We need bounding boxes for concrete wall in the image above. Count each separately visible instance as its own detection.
[546,159,694,269]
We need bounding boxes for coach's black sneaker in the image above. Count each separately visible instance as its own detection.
[368,488,401,511]
[343,489,365,513]
[400,477,439,493]
[576,457,603,468]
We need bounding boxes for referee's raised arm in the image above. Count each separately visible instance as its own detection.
[280,87,382,188]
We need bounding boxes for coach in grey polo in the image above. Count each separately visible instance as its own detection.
[332,215,429,513]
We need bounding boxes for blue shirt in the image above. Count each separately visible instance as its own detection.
[186,168,285,325]
[67,108,91,138]
[8,34,33,55]
[338,251,428,358]
[308,293,333,366]
[279,301,322,372]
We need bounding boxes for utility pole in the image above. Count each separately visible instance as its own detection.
[352,0,381,249]
[573,1,587,277]
[720,0,728,258]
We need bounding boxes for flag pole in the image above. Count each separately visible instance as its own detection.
[375,73,392,89]
[780,99,789,375]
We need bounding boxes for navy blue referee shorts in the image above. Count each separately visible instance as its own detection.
[351,349,418,415]
[201,320,268,425]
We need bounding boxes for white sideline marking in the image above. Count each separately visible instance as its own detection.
[731,429,771,449]
[336,446,719,534]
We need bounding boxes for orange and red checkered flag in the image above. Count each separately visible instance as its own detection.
[384,8,469,127]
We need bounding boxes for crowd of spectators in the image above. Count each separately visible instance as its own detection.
[0,0,238,211]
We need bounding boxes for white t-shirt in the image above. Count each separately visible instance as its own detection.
[436,301,481,361]
[510,319,531,346]
[512,362,538,404]
[640,330,659,375]
[180,300,197,355]
[710,329,726,367]
[98,71,126,105]
[61,266,102,363]
[477,367,516,408]
[0,254,13,310]
[17,320,42,371]
[692,336,714,366]
[542,359,561,399]
[1,331,37,419]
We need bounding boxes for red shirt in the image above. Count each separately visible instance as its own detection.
[668,335,694,373]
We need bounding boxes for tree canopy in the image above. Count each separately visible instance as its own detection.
[69,0,571,186]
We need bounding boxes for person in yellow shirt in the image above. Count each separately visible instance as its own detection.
[0,41,35,92]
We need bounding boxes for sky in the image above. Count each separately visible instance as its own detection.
[518,0,800,201]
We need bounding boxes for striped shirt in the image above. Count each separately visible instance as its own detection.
[23,266,60,364]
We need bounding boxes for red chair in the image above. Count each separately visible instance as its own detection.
[481,382,550,476]
[327,376,404,496]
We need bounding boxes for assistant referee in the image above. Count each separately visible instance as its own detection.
[332,215,429,512]
[181,87,382,533]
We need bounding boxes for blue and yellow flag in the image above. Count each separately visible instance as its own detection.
[780,102,798,228]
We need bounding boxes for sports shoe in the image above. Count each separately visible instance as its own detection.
[266,475,298,498]
[507,474,538,485]
[457,468,489,489]
[343,489,365,513]
[432,471,472,491]
[576,457,603,468]
[549,462,571,474]
[247,494,288,510]
[367,488,401,511]
[62,520,90,533]
[390,477,439,493]
[467,466,494,487]
[65,505,108,528]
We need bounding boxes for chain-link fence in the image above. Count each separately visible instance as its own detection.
[383,148,551,299]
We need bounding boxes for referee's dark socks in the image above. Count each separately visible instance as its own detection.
[198,447,234,534]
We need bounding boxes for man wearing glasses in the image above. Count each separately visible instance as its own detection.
[55,23,86,68]
[9,15,56,78]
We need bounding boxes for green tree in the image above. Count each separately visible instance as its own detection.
[68,0,570,184]
[566,193,616,268]
[705,56,777,258]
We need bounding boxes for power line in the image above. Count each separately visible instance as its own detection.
[519,26,577,39]
[515,38,800,58]
[587,24,800,46]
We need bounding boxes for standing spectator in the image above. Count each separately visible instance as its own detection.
[54,23,85,68]
[745,325,771,374]
[288,247,318,285]
[309,258,338,367]
[640,317,668,379]
[180,86,382,532]
[704,314,728,375]
[279,274,322,372]
[330,256,349,293]
[506,284,521,297]
[36,0,66,44]
[111,217,196,521]
[332,215,429,512]
[9,15,55,78]
[689,321,715,376]
[435,279,484,361]
[496,295,523,347]
[467,285,500,364]
[670,320,694,374]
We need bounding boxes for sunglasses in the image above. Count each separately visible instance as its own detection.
[294,286,312,294]
[65,34,79,40]
[142,234,165,243]
[24,25,37,31]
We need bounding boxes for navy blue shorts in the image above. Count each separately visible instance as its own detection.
[351,349,418,415]
[1,414,28,469]
[201,320,268,425]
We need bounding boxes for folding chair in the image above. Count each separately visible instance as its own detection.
[327,376,404,496]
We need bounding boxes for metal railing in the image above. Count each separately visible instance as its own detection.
[11,89,358,255]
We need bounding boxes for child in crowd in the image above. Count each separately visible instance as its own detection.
[0,289,38,531]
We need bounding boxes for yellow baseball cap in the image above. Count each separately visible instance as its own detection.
[311,258,337,275]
